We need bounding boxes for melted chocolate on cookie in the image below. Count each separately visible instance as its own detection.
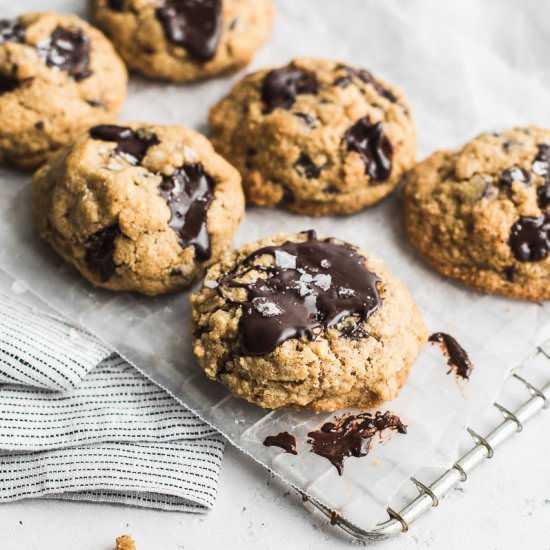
[333,64,397,103]
[261,66,319,112]
[90,124,160,165]
[343,118,393,181]
[0,18,24,44]
[429,332,473,380]
[499,167,531,188]
[38,26,92,80]
[85,224,121,282]
[307,411,406,475]
[159,163,215,261]
[217,231,381,356]
[263,432,297,454]
[509,214,550,262]
[156,0,221,62]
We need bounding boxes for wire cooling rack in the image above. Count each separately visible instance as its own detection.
[299,342,550,541]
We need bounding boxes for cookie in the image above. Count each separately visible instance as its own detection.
[32,122,244,296]
[208,58,416,215]
[91,0,273,82]
[403,126,550,301]
[0,12,127,169]
[192,231,427,412]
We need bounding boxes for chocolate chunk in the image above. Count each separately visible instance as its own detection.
[429,332,473,380]
[278,184,295,205]
[108,0,126,10]
[293,153,321,179]
[0,18,24,44]
[324,185,340,195]
[34,121,44,130]
[538,181,550,209]
[0,74,20,94]
[503,265,515,282]
[159,163,215,261]
[217,231,381,356]
[86,99,104,108]
[293,112,316,128]
[156,0,221,62]
[38,26,92,80]
[89,124,160,164]
[499,167,531,188]
[85,224,121,282]
[261,66,319,113]
[307,411,406,475]
[333,64,397,102]
[508,214,550,262]
[343,118,392,181]
[263,432,297,454]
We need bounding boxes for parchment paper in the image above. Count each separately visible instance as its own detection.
[1,0,550,532]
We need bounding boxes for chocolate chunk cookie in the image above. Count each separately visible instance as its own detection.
[404,127,550,300]
[209,58,416,215]
[192,231,427,411]
[0,12,127,169]
[91,0,273,82]
[32,122,244,295]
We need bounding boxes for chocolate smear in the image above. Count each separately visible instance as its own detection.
[217,231,381,356]
[0,18,24,44]
[89,124,160,165]
[159,163,215,261]
[85,224,121,282]
[508,214,550,262]
[261,66,319,112]
[263,432,297,454]
[343,118,392,181]
[307,411,406,475]
[429,332,473,380]
[156,0,221,62]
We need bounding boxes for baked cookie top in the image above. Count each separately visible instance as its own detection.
[404,126,550,300]
[0,12,127,168]
[192,231,427,411]
[209,57,416,215]
[91,0,273,82]
[32,122,244,296]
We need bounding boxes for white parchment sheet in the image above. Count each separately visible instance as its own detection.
[1,0,550,532]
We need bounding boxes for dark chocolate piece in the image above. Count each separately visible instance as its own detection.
[307,411,406,475]
[278,184,295,206]
[85,224,121,282]
[293,112,316,128]
[293,153,321,179]
[261,66,319,112]
[159,163,215,261]
[333,64,397,102]
[343,118,392,181]
[538,182,550,209]
[38,26,92,80]
[503,265,516,282]
[0,18,24,44]
[508,214,550,262]
[0,74,20,94]
[429,332,473,380]
[499,167,531,188]
[108,0,126,10]
[217,231,381,356]
[263,432,297,454]
[89,124,160,165]
[156,0,221,62]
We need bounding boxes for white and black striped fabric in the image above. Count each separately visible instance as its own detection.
[0,294,224,512]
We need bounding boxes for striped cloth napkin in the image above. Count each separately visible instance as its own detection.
[0,293,224,512]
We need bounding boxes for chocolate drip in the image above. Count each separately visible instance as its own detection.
[156,0,221,62]
[0,18,24,44]
[293,153,321,179]
[38,26,92,80]
[89,124,160,165]
[159,163,215,261]
[263,432,297,454]
[508,214,550,262]
[307,411,406,475]
[333,64,397,103]
[343,118,393,181]
[85,224,121,282]
[429,332,473,380]
[217,231,381,356]
[261,66,319,112]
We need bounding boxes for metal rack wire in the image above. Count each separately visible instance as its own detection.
[299,344,550,541]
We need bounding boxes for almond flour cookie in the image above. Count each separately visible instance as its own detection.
[91,0,273,82]
[33,122,244,295]
[209,58,416,215]
[404,127,550,300]
[0,12,127,169]
[192,231,427,412]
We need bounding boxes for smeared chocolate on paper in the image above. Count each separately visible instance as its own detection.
[429,332,473,380]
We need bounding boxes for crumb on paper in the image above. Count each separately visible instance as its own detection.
[115,535,136,550]
[372,459,380,466]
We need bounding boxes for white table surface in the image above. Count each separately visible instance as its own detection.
[1,409,549,550]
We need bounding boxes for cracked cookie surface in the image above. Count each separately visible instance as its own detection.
[191,231,427,412]
[208,58,416,215]
[404,126,550,300]
[0,12,127,169]
[32,122,244,295]
[91,0,273,82]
